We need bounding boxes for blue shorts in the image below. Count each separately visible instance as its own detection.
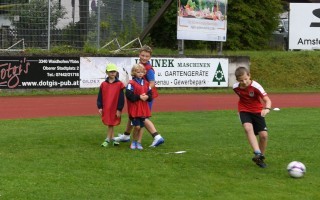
[239,112,268,135]
[131,117,146,128]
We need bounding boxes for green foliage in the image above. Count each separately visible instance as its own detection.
[148,0,178,49]
[226,0,283,50]
[8,0,67,48]
[1,109,320,199]
[247,51,320,90]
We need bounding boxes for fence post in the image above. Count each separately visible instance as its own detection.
[97,0,101,48]
[47,0,51,50]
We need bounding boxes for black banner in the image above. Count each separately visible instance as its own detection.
[0,57,80,89]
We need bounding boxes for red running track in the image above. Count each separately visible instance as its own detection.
[0,93,319,119]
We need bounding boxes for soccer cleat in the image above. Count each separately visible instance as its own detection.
[130,141,137,150]
[149,135,164,147]
[136,142,143,150]
[101,141,109,147]
[252,154,267,168]
[114,133,130,142]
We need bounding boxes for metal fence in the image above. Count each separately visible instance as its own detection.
[0,0,148,51]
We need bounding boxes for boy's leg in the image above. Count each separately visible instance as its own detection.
[130,118,142,149]
[243,123,267,168]
[130,127,139,149]
[258,131,268,155]
[114,119,132,142]
[242,123,260,152]
[136,124,144,150]
[101,126,113,147]
[144,118,164,147]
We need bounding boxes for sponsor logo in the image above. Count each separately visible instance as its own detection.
[310,8,320,27]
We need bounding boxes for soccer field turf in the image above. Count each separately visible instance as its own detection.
[0,108,319,199]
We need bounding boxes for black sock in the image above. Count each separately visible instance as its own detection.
[124,132,130,136]
[151,132,158,138]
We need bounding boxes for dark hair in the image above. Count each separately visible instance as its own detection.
[235,67,250,79]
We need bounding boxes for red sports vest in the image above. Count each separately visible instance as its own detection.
[127,79,151,118]
[142,62,159,98]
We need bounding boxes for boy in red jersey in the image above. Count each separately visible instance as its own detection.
[233,67,272,168]
[115,45,164,147]
[126,64,152,150]
[97,63,125,147]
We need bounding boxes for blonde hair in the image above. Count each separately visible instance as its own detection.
[140,45,152,55]
[131,64,146,77]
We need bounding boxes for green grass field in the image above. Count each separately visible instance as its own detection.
[1,108,320,200]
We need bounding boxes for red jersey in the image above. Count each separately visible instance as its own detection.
[233,80,267,113]
[141,62,159,98]
[126,78,151,118]
[99,80,125,126]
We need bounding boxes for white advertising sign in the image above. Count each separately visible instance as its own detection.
[147,57,228,87]
[177,0,227,41]
[289,3,320,50]
[80,57,229,88]
[80,57,131,88]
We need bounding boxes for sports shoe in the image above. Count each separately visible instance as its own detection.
[101,141,109,147]
[252,154,267,168]
[130,141,137,150]
[136,142,143,150]
[114,133,130,142]
[149,135,164,147]
[112,140,120,146]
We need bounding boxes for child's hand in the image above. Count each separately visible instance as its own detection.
[116,110,121,118]
[261,109,270,117]
[98,109,103,115]
[140,94,149,101]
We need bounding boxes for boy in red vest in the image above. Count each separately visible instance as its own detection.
[115,45,164,147]
[97,63,125,147]
[126,64,152,150]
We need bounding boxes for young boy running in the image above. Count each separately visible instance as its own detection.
[233,67,272,168]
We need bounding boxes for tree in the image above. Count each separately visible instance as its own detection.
[226,0,283,50]
[147,0,177,49]
[9,0,66,48]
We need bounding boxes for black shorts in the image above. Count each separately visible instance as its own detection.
[131,117,146,128]
[239,112,268,135]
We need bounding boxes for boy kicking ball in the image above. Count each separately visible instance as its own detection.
[233,67,272,168]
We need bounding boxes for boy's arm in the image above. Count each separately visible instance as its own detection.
[261,95,272,117]
[146,70,155,88]
[146,86,153,102]
[97,86,103,109]
[117,89,125,111]
[262,95,272,109]
[125,86,140,102]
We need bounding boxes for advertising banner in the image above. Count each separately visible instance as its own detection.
[80,57,131,88]
[177,0,227,41]
[0,57,80,89]
[289,3,320,50]
[80,57,228,88]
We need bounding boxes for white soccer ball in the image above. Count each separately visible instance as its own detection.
[287,161,306,178]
